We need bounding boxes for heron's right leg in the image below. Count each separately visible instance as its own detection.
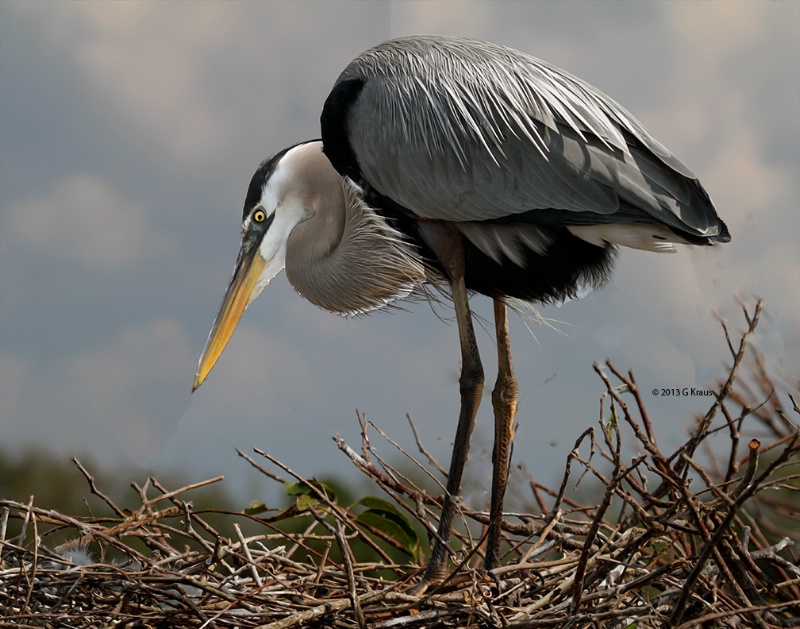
[421,274,484,587]
[484,299,518,570]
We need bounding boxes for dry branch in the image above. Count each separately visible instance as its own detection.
[1,299,798,628]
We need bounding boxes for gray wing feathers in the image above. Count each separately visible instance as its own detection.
[338,36,717,237]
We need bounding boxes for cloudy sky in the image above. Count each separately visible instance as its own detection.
[1,2,798,507]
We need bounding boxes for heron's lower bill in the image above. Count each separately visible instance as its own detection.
[193,250,266,391]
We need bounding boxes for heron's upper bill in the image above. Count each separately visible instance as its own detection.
[193,249,266,391]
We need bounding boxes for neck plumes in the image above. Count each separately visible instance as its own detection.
[285,178,426,315]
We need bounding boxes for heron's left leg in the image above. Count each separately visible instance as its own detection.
[484,299,518,570]
[412,223,483,592]
[420,273,484,587]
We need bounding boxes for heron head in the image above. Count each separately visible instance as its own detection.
[192,141,327,391]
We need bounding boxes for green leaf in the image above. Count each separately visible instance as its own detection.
[355,496,406,516]
[284,479,337,502]
[243,500,269,515]
[606,412,619,438]
[296,493,319,511]
[283,481,308,496]
[355,496,420,559]
[261,502,304,522]
[260,493,318,522]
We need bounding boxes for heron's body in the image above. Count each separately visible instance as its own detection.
[194,36,729,586]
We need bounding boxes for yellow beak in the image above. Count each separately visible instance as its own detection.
[193,247,266,391]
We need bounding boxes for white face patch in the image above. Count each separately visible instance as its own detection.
[248,204,301,305]
[246,145,318,304]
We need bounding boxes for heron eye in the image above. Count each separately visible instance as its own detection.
[253,209,266,223]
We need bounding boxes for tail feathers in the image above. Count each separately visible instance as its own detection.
[566,222,713,253]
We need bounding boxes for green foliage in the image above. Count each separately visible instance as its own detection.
[240,477,424,577]
[354,496,421,561]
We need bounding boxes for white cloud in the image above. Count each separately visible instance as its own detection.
[74,5,239,166]
[6,173,172,268]
[12,3,239,168]
[8,3,368,173]
[390,1,493,37]
[705,126,791,214]
[666,3,765,61]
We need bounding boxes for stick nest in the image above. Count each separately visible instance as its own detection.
[2,300,798,628]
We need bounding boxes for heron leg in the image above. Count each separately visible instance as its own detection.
[421,274,484,586]
[484,299,518,570]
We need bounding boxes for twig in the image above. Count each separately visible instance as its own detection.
[72,457,128,517]
[406,413,448,477]
[2,299,797,629]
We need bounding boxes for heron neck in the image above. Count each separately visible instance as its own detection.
[285,180,425,314]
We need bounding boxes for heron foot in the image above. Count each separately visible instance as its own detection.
[408,572,443,596]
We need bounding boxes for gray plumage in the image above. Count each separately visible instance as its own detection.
[332,35,726,245]
[281,144,427,314]
[194,35,729,586]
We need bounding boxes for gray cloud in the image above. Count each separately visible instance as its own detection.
[8,173,173,268]
[1,2,796,504]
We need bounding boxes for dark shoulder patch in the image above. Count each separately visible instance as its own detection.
[320,78,366,182]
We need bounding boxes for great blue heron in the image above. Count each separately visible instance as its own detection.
[193,35,729,585]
